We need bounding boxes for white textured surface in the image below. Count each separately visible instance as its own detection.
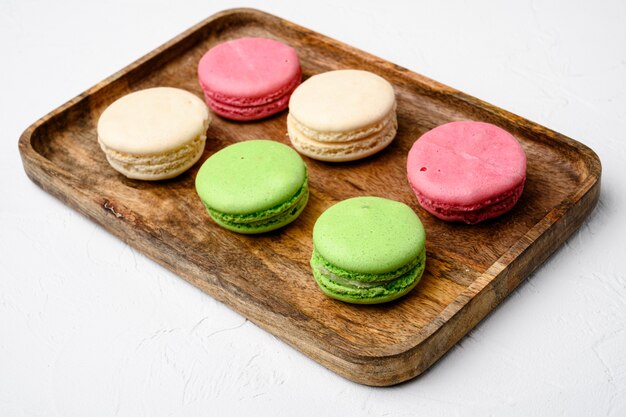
[2,0,625,415]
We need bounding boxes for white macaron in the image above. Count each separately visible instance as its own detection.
[97,87,210,180]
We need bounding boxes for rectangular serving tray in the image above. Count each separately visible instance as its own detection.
[18,8,601,386]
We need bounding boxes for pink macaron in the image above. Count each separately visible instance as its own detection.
[407,121,527,224]
[197,37,301,121]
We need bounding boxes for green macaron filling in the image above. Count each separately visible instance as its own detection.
[311,247,426,304]
[310,246,421,284]
[203,181,309,234]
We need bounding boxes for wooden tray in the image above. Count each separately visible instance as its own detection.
[18,8,601,386]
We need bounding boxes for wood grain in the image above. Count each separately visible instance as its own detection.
[18,8,601,386]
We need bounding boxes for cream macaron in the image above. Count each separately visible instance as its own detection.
[97,87,210,180]
[287,69,397,162]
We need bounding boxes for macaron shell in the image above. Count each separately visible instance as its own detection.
[198,37,301,100]
[195,140,306,215]
[97,87,209,155]
[288,69,396,133]
[312,197,426,275]
[407,121,526,207]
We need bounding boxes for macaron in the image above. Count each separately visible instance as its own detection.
[197,37,301,121]
[195,140,309,234]
[287,69,397,162]
[97,87,210,180]
[407,121,527,224]
[311,196,426,304]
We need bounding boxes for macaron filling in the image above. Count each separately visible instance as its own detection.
[311,246,422,285]
[411,179,525,224]
[288,115,397,161]
[311,248,425,303]
[204,91,294,121]
[287,103,396,143]
[203,179,309,232]
[99,133,206,178]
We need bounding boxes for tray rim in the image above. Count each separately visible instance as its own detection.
[18,7,602,385]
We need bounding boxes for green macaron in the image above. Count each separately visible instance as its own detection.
[195,140,309,234]
[311,196,426,304]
